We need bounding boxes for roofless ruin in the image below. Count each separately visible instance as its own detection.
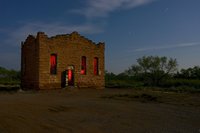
[21,32,105,89]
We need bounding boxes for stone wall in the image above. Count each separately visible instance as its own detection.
[21,35,39,89]
[21,32,105,89]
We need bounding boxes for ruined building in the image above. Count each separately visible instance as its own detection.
[21,32,105,89]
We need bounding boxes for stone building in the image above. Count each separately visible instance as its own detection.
[21,31,105,89]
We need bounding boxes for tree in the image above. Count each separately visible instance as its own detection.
[105,71,116,81]
[176,66,200,79]
[127,56,178,86]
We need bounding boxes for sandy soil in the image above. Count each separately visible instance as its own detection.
[0,88,199,133]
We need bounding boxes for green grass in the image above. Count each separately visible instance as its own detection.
[0,79,20,91]
[105,79,143,88]
[105,78,200,93]
[161,79,200,89]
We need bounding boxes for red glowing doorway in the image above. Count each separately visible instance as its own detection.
[66,66,74,87]
[68,69,74,86]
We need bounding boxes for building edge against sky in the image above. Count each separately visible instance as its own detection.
[21,31,105,90]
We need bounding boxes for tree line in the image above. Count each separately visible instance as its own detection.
[106,56,200,90]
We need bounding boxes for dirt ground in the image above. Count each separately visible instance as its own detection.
[0,88,199,133]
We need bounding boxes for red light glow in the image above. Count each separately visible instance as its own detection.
[50,54,57,74]
[68,70,72,82]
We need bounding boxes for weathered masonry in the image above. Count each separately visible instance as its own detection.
[21,31,105,89]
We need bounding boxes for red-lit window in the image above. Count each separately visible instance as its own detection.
[81,56,86,75]
[50,54,57,75]
[94,57,99,75]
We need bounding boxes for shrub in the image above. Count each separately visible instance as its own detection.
[105,79,143,88]
[161,79,200,89]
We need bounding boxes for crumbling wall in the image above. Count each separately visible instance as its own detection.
[22,31,105,89]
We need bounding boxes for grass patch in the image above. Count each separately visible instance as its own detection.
[101,89,200,106]
[105,79,143,88]
[0,84,20,92]
[161,79,200,89]
[0,80,20,85]
[102,93,159,103]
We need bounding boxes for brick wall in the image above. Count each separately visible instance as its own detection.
[21,32,105,89]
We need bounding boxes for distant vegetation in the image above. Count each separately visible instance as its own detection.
[1,56,200,93]
[106,56,200,93]
[0,67,20,86]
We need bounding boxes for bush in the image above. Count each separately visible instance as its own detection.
[0,66,20,86]
[161,79,200,89]
[0,79,20,85]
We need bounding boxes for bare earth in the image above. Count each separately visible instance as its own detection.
[0,88,199,133]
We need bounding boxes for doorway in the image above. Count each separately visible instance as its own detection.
[61,66,74,88]
[67,69,74,86]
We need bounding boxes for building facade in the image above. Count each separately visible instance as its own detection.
[21,32,105,89]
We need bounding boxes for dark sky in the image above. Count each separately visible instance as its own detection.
[0,0,200,73]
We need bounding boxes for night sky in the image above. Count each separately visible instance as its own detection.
[0,0,200,73]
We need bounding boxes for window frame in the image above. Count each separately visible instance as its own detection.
[50,54,57,75]
[81,56,86,75]
[94,57,99,75]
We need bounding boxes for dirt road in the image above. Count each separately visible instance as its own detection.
[0,88,199,133]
